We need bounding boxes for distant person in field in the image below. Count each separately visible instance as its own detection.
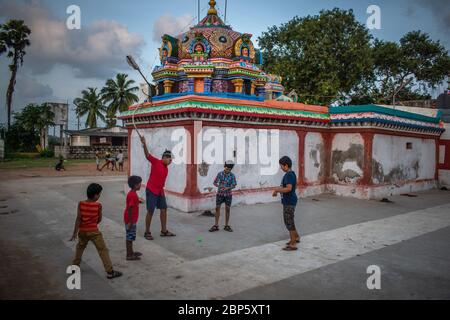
[140,136,176,240]
[69,183,122,279]
[116,150,124,172]
[99,149,115,171]
[55,156,66,171]
[95,149,101,171]
[272,156,300,251]
[209,161,237,233]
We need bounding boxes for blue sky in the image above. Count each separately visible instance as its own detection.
[0,0,449,129]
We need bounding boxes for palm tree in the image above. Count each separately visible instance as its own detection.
[0,20,31,129]
[74,88,107,129]
[101,73,139,127]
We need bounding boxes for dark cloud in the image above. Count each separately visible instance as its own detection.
[0,0,146,79]
[16,73,53,99]
[410,0,450,29]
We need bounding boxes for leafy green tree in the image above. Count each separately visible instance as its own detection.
[258,8,373,105]
[370,31,450,105]
[74,88,107,128]
[101,73,139,127]
[0,20,31,129]
[5,103,54,152]
[36,103,55,148]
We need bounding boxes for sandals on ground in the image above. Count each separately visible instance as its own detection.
[224,225,233,232]
[144,232,154,240]
[107,270,123,279]
[282,246,298,252]
[126,255,141,261]
[209,225,219,232]
[160,230,176,237]
[286,238,301,245]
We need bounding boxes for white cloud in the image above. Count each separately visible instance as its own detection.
[152,14,195,42]
[0,0,146,78]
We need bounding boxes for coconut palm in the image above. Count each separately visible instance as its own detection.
[101,73,139,126]
[74,88,107,128]
[0,20,31,129]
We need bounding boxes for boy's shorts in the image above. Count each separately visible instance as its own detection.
[216,195,232,207]
[283,205,297,231]
[125,224,137,242]
[146,189,168,213]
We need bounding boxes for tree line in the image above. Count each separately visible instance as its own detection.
[258,8,450,106]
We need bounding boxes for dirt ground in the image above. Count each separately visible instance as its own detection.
[0,161,128,181]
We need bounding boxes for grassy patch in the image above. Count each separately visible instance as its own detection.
[0,157,93,170]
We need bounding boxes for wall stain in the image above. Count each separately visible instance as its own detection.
[372,159,420,184]
[309,143,325,179]
[198,161,210,177]
[331,144,364,183]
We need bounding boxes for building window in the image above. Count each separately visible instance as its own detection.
[406,142,413,150]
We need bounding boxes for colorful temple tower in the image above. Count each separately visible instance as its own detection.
[120,1,445,212]
[151,0,283,100]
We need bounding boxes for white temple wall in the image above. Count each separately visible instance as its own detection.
[197,126,299,207]
[130,127,187,195]
[304,132,325,184]
[330,133,364,185]
[372,134,436,185]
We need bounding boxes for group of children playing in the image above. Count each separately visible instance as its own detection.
[96,149,125,172]
[70,136,300,279]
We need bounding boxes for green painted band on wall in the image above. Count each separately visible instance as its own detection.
[121,101,329,120]
[330,105,441,124]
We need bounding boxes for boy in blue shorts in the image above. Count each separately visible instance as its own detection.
[273,156,300,251]
[209,161,237,233]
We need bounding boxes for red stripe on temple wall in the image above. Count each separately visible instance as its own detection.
[439,139,450,170]
[183,123,200,196]
[296,130,308,187]
[321,132,334,185]
[360,133,374,186]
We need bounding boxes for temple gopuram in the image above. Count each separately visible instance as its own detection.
[120,1,445,212]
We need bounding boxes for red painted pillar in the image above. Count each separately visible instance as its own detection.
[435,137,440,180]
[360,132,374,186]
[183,123,200,196]
[296,130,307,187]
[321,131,335,184]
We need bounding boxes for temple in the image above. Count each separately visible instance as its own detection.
[120,1,446,212]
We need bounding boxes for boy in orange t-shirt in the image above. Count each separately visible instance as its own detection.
[70,183,122,279]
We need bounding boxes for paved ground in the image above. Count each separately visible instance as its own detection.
[0,175,449,300]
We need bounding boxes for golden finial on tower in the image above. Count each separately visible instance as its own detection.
[208,0,217,15]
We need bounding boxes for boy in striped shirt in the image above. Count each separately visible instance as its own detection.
[70,183,122,279]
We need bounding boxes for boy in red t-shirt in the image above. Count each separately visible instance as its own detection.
[70,183,122,279]
[140,136,176,241]
[124,176,143,261]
